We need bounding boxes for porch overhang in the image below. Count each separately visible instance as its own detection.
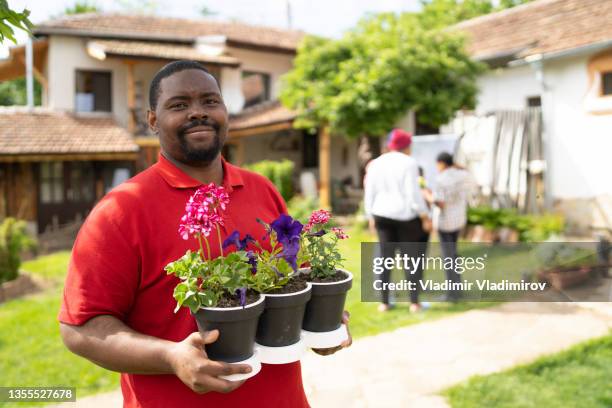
[0,39,48,83]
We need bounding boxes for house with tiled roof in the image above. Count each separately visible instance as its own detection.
[0,13,360,234]
[452,0,612,232]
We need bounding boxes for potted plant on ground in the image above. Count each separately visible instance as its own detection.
[165,184,264,381]
[226,214,312,364]
[298,209,352,348]
[535,242,596,290]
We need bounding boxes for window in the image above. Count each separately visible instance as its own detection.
[527,96,541,107]
[302,131,318,168]
[602,72,612,96]
[40,162,64,204]
[66,162,94,202]
[75,70,112,112]
[241,71,271,108]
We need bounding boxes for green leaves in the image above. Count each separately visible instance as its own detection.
[280,10,486,138]
[165,250,253,311]
[0,1,33,44]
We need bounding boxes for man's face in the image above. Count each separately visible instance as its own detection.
[148,69,228,165]
[436,161,446,173]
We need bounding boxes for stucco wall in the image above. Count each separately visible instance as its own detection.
[48,36,129,127]
[476,65,542,112]
[225,47,294,99]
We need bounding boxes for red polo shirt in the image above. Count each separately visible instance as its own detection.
[59,154,309,408]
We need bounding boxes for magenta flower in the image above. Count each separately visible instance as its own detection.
[305,209,331,231]
[331,227,349,240]
[178,183,229,240]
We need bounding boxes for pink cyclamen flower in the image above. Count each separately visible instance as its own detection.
[331,227,349,240]
[178,183,229,240]
[305,209,331,231]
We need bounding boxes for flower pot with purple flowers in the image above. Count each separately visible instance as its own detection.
[237,215,312,364]
[165,184,263,381]
[299,210,352,349]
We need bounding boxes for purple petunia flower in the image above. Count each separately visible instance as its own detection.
[236,287,247,307]
[271,214,303,245]
[223,230,254,251]
[309,229,326,237]
[279,235,300,271]
[246,251,258,274]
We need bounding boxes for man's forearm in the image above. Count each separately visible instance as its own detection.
[60,315,176,375]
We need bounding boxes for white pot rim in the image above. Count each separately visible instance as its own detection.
[200,293,265,311]
[300,268,353,286]
[263,282,312,298]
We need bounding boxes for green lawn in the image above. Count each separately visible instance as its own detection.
[445,332,612,408]
[0,253,119,406]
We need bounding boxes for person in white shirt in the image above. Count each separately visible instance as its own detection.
[432,152,472,301]
[364,129,432,313]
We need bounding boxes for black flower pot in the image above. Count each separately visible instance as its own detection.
[193,295,265,363]
[302,269,353,332]
[256,284,312,347]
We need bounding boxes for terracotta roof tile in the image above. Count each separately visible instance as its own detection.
[454,0,612,60]
[35,13,305,53]
[87,40,241,66]
[0,108,139,156]
[229,100,296,131]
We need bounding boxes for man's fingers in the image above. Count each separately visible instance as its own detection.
[184,330,219,348]
[202,330,220,344]
[193,376,246,394]
[204,360,252,376]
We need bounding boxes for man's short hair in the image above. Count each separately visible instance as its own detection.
[437,152,454,166]
[148,60,218,110]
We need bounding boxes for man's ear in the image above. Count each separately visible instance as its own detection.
[147,110,158,134]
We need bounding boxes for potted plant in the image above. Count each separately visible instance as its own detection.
[226,215,312,364]
[165,184,264,381]
[298,209,352,348]
[535,242,596,290]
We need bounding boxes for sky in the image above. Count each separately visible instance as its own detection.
[1,0,422,57]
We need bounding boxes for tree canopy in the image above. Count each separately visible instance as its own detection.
[63,1,100,15]
[280,13,485,138]
[0,0,33,44]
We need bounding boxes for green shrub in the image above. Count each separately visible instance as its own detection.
[287,195,320,225]
[245,160,295,202]
[0,218,37,283]
[467,207,565,242]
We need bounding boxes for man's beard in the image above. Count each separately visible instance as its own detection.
[177,119,224,164]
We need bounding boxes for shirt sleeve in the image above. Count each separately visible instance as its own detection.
[408,161,428,216]
[363,162,375,218]
[59,202,140,326]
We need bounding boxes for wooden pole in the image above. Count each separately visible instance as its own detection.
[126,61,136,134]
[319,126,331,209]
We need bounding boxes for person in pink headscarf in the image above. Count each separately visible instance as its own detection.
[364,129,431,313]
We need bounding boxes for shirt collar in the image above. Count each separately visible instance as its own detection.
[155,153,244,192]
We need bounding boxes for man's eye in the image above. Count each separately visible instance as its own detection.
[171,103,187,109]
[206,99,220,105]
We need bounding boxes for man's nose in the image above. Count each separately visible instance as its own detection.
[187,104,208,121]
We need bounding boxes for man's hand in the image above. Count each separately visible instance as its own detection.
[368,218,376,236]
[312,311,353,356]
[168,330,251,394]
[421,216,432,234]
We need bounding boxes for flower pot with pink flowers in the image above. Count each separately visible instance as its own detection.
[298,210,352,349]
[165,184,264,381]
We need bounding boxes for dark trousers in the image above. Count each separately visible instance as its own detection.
[439,230,461,300]
[374,215,429,304]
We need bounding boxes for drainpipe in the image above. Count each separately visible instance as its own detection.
[525,54,553,211]
[25,36,34,109]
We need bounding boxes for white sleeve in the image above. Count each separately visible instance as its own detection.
[363,163,376,218]
[409,161,428,216]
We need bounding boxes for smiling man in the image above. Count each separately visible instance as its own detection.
[58,60,350,407]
